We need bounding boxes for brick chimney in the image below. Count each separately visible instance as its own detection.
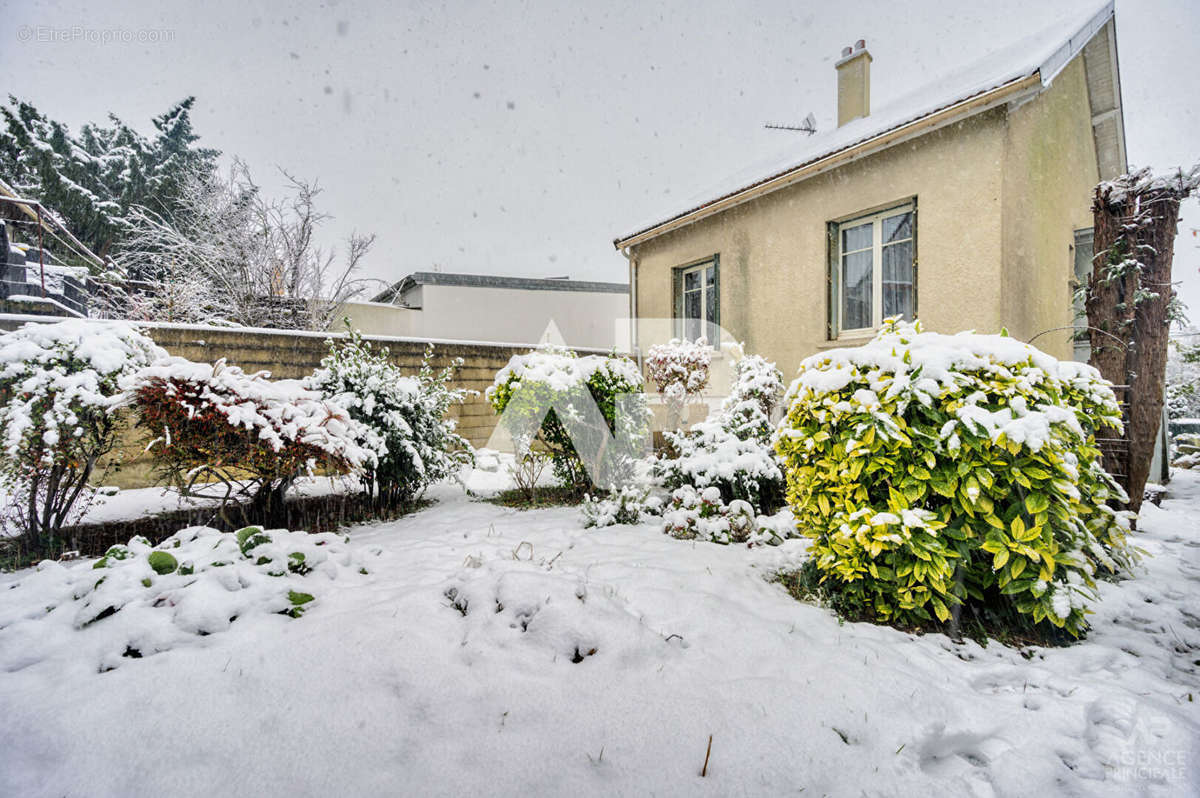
[836,39,871,126]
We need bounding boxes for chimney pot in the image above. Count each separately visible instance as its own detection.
[855,39,866,51]
[841,45,852,58]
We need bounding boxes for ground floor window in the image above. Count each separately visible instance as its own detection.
[828,202,915,337]
[673,256,719,343]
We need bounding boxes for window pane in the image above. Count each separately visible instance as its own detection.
[882,239,913,319]
[841,222,872,253]
[705,272,717,340]
[841,249,872,329]
[684,270,700,291]
[882,212,912,244]
[682,284,700,341]
[882,240,912,282]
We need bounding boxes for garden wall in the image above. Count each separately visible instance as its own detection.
[0,314,593,489]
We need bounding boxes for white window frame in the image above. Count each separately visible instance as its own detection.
[835,202,915,338]
[677,260,717,344]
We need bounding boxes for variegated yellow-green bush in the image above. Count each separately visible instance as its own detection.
[774,319,1136,638]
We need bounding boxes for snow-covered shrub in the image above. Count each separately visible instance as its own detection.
[0,525,374,670]
[128,357,375,527]
[661,485,797,546]
[309,330,474,507]
[645,338,711,427]
[1171,433,1200,469]
[721,353,785,440]
[0,320,165,549]
[487,345,647,493]
[653,350,786,513]
[581,484,662,528]
[1166,338,1200,419]
[775,319,1136,638]
[654,420,785,511]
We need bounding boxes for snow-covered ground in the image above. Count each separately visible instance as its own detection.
[1,467,1198,796]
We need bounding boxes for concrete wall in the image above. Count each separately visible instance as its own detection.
[414,284,628,349]
[337,300,420,338]
[339,285,628,350]
[631,107,1007,379]
[0,315,570,489]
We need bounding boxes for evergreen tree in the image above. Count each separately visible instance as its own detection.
[0,96,219,265]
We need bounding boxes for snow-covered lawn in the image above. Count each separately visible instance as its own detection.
[2,470,1198,796]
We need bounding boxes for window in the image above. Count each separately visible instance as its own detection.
[828,203,915,337]
[1072,227,1094,362]
[673,256,719,343]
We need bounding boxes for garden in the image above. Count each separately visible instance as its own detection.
[0,317,1197,795]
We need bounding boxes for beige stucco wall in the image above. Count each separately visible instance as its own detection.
[632,51,1101,377]
[1000,55,1100,360]
[631,108,1008,380]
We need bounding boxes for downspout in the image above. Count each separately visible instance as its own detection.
[620,246,639,368]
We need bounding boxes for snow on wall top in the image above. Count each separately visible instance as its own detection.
[615,1,1114,247]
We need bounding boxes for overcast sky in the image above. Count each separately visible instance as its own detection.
[3,0,1198,317]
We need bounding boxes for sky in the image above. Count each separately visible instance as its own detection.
[2,0,1198,315]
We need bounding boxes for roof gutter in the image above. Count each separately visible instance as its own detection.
[613,71,1043,251]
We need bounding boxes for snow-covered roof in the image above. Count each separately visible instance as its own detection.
[614,2,1115,249]
[372,271,628,303]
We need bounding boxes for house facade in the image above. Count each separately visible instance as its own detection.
[614,3,1126,378]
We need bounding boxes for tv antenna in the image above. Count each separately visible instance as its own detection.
[764,112,817,135]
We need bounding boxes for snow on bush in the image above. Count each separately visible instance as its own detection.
[1172,433,1200,469]
[0,525,375,672]
[645,337,711,425]
[654,350,786,513]
[0,320,165,546]
[580,484,663,528]
[487,345,647,492]
[775,319,1136,637]
[128,357,376,525]
[661,485,796,547]
[655,421,785,510]
[309,329,474,507]
[721,353,785,439]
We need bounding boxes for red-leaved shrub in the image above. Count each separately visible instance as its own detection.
[128,357,376,526]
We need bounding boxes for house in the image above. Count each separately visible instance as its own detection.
[350,271,629,349]
[614,2,1126,378]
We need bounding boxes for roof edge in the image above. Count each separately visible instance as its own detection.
[1037,1,1114,86]
[614,72,1041,250]
[613,2,1116,252]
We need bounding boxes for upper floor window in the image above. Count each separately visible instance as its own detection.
[829,202,915,337]
[673,256,719,343]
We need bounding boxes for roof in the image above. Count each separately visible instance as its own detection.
[372,271,629,303]
[614,2,1116,250]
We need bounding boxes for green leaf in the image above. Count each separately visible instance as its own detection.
[1024,493,1049,514]
[930,597,950,623]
